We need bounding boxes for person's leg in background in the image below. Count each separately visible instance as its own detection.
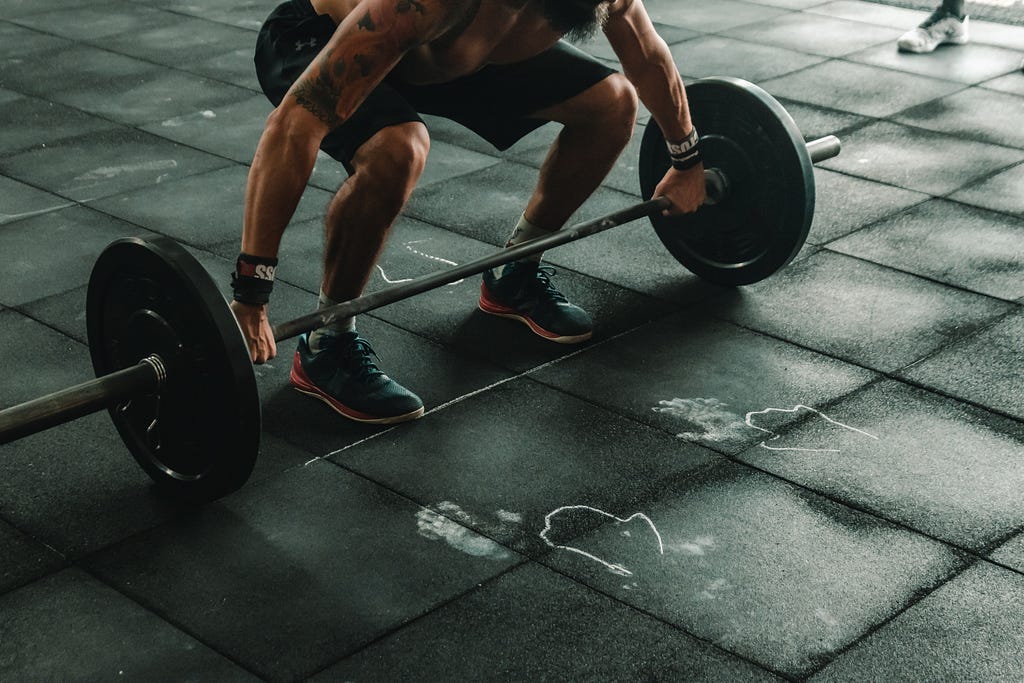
[897,0,969,53]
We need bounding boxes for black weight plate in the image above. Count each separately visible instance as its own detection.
[639,77,814,285]
[86,236,259,501]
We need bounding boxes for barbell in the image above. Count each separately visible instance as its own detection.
[0,77,841,502]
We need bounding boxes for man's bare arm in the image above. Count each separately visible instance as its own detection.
[602,0,692,142]
[241,0,465,259]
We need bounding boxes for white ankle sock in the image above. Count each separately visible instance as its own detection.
[493,213,554,277]
[308,289,356,352]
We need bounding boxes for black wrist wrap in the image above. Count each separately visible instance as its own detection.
[231,253,278,306]
[667,128,703,171]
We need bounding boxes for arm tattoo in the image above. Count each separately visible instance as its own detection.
[397,0,426,15]
[357,11,376,31]
[292,54,347,129]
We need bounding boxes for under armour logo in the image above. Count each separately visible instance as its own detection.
[295,38,318,51]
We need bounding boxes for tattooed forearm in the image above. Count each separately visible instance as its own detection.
[292,56,347,129]
[353,53,376,77]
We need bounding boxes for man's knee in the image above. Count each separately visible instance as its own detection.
[584,73,638,141]
[353,122,430,205]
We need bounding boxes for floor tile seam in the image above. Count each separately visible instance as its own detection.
[706,309,1024,425]
[305,323,651,467]
[76,563,272,682]
[528,549,799,682]
[704,20,900,62]
[1,23,263,104]
[829,54,1001,88]
[302,559,529,679]
[123,0,263,34]
[885,110,1024,152]
[817,245,1024,306]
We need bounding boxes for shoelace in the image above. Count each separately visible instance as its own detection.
[321,336,384,381]
[530,266,569,304]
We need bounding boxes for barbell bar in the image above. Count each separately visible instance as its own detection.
[0,77,841,501]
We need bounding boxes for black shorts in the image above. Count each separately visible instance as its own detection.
[254,0,616,172]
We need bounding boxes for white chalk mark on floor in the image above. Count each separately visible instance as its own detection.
[540,505,664,577]
[0,202,76,224]
[652,397,751,444]
[74,159,178,183]
[374,264,413,285]
[416,502,510,560]
[745,405,878,452]
[495,509,523,524]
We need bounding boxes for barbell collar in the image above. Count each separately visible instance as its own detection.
[272,197,671,342]
[0,356,164,445]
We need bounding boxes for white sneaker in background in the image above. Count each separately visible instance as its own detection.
[897,10,969,53]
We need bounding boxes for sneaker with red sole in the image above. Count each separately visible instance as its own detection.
[289,332,424,424]
[479,261,593,344]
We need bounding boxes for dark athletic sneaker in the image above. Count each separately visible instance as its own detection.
[290,332,424,424]
[479,261,593,344]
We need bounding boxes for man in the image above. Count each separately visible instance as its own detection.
[231,0,706,424]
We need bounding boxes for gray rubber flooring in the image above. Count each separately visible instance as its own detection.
[1,0,1023,681]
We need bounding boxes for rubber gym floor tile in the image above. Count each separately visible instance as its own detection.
[803,1,931,29]
[58,69,257,128]
[722,13,903,58]
[184,46,265,93]
[0,205,154,307]
[895,87,1024,150]
[147,0,272,32]
[0,44,160,103]
[846,42,1024,85]
[140,95,272,165]
[101,14,258,68]
[715,250,1014,373]
[820,120,1024,197]
[0,520,64,595]
[0,128,233,203]
[313,562,781,682]
[0,21,72,59]
[982,72,1024,98]
[991,535,1024,574]
[0,96,117,158]
[512,122,647,197]
[775,99,871,141]
[641,0,789,32]
[900,309,1024,421]
[808,169,929,245]
[84,462,521,681]
[670,36,827,83]
[0,568,258,681]
[737,379,1024,551]
[405,161,657,249]
[419,113,563,161]
[829,199,1024,300]
[809,562,1024,682]
[762,61,965,119]
[334,377,717,557]
[88,166,333,249]
[970,20,1024,51]
[541,460,966,678]
[0,175,75,227]
[11,3,174,42]
[531,312,876,454]
[950,161,1024,217]
[1,0,121,19]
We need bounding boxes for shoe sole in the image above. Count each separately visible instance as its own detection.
[289,358,425,425]
[898,34,969,53]
[478,294,592,345]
